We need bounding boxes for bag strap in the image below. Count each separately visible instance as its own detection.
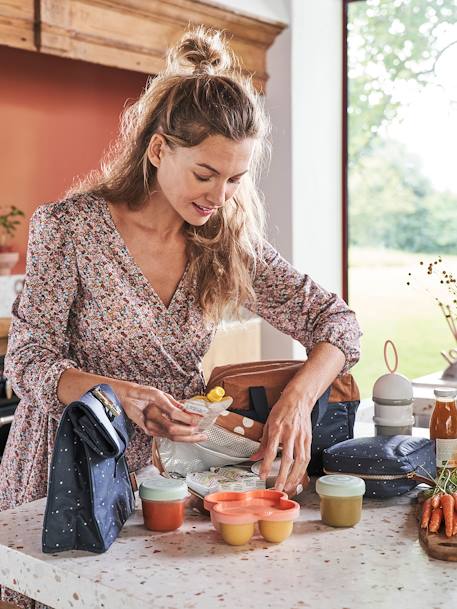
[229,386,270,423]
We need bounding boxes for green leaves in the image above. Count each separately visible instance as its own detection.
[0,205,25,242]
[348,0,457,253]
[349,139,457,253]
[348,0,457,161]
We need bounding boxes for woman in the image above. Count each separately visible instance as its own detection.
[1,26,361,608]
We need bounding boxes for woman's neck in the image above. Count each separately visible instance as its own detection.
[124,191,185,240]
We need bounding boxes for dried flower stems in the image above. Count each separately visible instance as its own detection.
[407,257,457,345]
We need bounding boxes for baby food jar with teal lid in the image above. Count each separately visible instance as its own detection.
[140,477,189,532]
[316,474,366,527]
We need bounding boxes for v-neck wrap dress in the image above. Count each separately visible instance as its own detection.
[0,193,361,512]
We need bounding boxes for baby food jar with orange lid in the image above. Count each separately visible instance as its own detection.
[316,475,365,527]
[140,478,189,532]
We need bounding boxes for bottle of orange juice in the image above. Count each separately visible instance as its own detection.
[430,387,457,474]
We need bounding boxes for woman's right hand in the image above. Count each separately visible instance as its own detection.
[118,381,207,443]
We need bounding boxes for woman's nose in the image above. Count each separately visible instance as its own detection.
[207,182,227,206]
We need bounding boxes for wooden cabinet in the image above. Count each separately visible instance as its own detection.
[0,0,285,90]
[0,318,10,357]
[0,0,36,51]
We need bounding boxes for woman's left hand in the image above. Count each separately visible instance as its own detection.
[250,389,313,496]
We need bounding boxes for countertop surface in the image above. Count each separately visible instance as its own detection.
[0,409,452,609]
[0,467,456,609]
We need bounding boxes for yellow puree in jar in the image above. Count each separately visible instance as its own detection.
[219,520,294,545]
[258,520,293,543]
[220,522,255,545]
[320,495,362,527]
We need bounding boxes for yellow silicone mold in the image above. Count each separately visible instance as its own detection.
[204,489,300,546]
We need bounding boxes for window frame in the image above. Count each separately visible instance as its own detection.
[342,0,366,302]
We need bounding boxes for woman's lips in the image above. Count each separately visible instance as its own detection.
[192,202,216,217]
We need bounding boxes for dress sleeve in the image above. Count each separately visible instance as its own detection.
[245,242,362,374]
[4,204,79,417]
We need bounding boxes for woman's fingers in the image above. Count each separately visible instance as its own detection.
[128,384,201,426]
[274,443,294,491]
[163,391,189,411]
[149,391,201,426]
[282,436,311,495]
[144,412,207,442]
[143,405,205,438]
[123,383,205,441]
[258,425,281,481]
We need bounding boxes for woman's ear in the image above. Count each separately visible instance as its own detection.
[147,133,168,169]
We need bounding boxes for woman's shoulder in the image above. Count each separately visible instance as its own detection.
[32,192,104,231]
[255,239,282,265]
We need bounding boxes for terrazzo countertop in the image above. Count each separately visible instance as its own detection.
[1,462,456,609]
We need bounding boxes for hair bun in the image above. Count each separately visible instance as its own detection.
[166,26,236,76]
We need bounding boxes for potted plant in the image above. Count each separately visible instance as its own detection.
[0,205,25,275]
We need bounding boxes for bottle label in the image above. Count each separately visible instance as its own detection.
[435,439,457,468]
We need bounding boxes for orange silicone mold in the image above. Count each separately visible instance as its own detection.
[204,489,300,545]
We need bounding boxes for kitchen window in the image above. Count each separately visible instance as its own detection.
[344,0,457,396]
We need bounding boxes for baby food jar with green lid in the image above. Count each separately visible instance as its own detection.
[315,475,366,527]
[140,477,189,532]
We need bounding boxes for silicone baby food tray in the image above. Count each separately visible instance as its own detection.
[204,489,300,545]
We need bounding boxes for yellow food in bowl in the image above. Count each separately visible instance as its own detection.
[219,522,254,546]
[258,520,293,543]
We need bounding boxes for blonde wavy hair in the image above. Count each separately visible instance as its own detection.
[74,26,270,322]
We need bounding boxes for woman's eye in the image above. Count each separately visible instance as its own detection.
[194,174,211,182]
[229,179,241,185]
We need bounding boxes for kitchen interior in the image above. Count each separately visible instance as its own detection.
[1,1,457,608]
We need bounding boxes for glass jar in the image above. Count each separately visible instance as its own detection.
[140,478,189,532]
[430,387,457,474]
[315,475,366,527]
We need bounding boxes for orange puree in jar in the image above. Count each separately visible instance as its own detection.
[140,478,189,532]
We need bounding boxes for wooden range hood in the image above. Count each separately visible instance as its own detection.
[0,0,286,89]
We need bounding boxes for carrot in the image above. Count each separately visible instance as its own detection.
[453,517,457,536]
[452,492,457,508]
[431,493,442,509]
[429,507,443,533]
[421,497,433,529]
[441,494,455,537]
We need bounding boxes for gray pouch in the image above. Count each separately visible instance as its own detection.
[323,435,435,498]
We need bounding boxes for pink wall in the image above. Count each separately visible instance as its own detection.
[0,45,148,274]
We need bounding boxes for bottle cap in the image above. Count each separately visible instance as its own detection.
[434,387,457,398]
[207,386,225,402]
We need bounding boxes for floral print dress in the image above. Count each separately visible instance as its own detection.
[0,193,361,608]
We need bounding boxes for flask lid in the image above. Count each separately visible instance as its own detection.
[139,477,188,501]
[434,387,457,398]
[316,475,366,497]
[372,340,413,402]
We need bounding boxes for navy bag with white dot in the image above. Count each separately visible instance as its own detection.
[322,435,436,498]
[42,384,135,553]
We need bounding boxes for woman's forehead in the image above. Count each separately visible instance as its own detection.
[183,135,255,172]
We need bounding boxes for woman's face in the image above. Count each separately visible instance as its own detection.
[149,134,255,226]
